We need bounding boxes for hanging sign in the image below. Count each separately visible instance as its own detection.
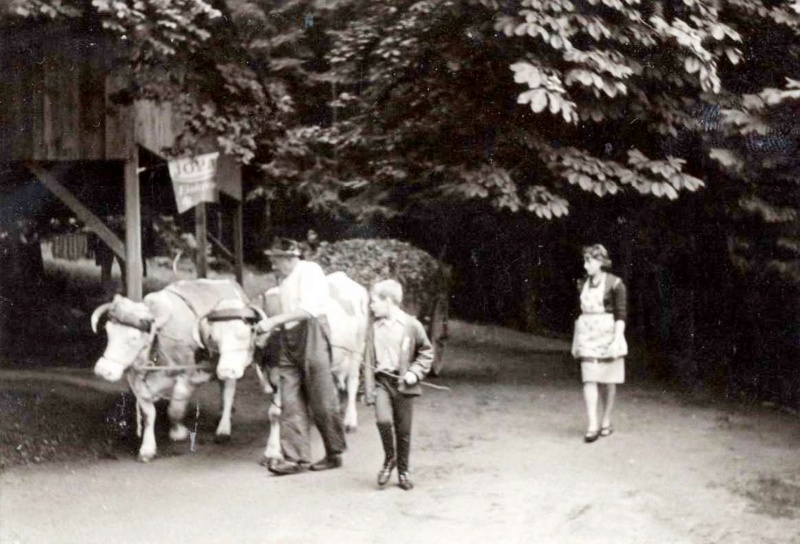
[168,152,220,213]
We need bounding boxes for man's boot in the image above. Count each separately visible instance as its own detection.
[309,454,342,471]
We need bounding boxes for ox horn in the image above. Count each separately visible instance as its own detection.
[250,305,268,324]
[192,316,208,349]
[90,302,113,334]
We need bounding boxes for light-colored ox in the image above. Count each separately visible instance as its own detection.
[91,279,265,462]
[206,271,369,466]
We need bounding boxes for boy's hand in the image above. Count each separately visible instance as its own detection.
[403,371,418,386]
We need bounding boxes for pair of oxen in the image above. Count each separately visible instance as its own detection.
[91,274,368,463]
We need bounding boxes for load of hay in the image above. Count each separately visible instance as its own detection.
[308,239,450,374]
[310,238,449,321]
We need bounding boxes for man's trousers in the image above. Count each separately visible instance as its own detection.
[278,318,346,464]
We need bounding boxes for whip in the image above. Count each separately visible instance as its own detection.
[377,370,452,391]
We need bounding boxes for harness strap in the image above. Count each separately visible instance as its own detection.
[165,285,202,319]
[206,307,260,322]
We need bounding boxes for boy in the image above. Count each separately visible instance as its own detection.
[363,279,434,490]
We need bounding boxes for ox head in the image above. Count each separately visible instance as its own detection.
[193,299,266,381]
[91,295,166,382]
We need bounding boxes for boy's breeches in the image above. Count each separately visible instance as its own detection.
[375,374,414,472]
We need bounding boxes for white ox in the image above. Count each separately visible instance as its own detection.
[91,279,265,462]
[207,271,369,465]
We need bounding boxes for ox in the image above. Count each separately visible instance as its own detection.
[91,279,265,462]
[205,271,369,466]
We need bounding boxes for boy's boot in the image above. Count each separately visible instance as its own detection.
[377,422,396,487]
[397,432,413,490]
[398,472,414,491]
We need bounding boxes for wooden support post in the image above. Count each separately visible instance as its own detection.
[233,199,244,286]
[124,158,143,301]
[195,203,208,278]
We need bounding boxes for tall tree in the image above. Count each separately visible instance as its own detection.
[259,0,732,218]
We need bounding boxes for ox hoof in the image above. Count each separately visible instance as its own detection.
[138,453,156,463]
[169,426,190,442]
[344,412,358,433]
[259,457,281,469]
[214,434,231,445]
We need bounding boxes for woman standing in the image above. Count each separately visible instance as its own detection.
[572,244,628,443]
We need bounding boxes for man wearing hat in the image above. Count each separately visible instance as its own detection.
[256,238,346,475]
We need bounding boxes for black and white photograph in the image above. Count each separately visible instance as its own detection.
[0,0,798,542]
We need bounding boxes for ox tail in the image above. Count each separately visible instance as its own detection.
[136,399,143,438]
[359,288,370,358]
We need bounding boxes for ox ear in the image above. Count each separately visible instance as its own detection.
[90,302,113,334]
[192,316,209,349]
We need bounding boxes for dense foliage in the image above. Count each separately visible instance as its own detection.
[244,0,798,280]
[256,0,724,217]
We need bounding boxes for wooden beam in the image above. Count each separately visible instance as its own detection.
[207,231,233,261]
[233,199,244,286]
[124,158,143,300]
[195,203,208,278]
[24,163,125,259]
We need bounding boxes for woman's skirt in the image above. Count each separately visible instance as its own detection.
[580,358,625,384]
[573,313,626,384]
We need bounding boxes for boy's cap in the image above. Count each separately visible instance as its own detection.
[263,237,302,257]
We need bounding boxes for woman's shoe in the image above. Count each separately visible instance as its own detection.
[584,430,600,443]
[377,458,396,487]
[309,454,342,471]
[600,425,614,437]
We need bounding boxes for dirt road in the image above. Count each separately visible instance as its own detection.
[2,322,799,544]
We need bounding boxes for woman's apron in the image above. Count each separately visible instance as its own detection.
[573,275,627,383]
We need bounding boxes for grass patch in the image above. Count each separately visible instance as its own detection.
[0,389,138,471]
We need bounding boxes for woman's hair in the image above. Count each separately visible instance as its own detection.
[582,244,613,270]
[371,279,404,305]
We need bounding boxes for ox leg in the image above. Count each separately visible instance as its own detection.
[138,399,158,462]
[262,366,283,464]
[343,354,361,433]
[214,378,236,443]
[263,395,283,463]
[167,378,193,442]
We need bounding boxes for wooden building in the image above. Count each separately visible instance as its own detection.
[0,23,244,300]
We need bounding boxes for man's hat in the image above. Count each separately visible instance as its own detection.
[263,237,302,257]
